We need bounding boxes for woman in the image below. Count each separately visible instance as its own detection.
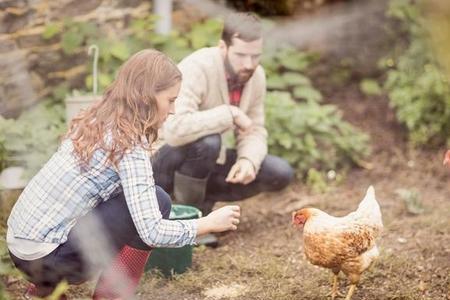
[6,49,240,299]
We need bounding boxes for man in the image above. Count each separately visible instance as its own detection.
[153,12,293,221]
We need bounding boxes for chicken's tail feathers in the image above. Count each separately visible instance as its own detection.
[357,185,383,227]
[362,185,376,202]
[367,185,375,198]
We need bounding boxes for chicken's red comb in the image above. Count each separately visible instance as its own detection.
[444,150,450,167]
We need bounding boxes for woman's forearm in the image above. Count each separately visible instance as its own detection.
[196,216,214,236]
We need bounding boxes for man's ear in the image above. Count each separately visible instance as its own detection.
[218,40,227,58]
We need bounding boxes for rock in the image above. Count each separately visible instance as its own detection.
[0,7,35,34]
[0,49,38,117]
[0,166,28,189]
[52,0,102,18]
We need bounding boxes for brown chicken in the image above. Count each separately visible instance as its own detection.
[444,150,450,167]
[292,186,383,300]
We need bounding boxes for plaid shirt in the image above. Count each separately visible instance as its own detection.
[7,139,197,248]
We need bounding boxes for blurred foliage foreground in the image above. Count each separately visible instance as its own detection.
[0,15,370,184]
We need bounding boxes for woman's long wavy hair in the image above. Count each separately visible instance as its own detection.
[66,49,182,166]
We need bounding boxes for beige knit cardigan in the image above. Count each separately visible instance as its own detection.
[161,47,268,172]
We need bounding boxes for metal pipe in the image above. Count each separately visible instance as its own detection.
[154,0,173,35]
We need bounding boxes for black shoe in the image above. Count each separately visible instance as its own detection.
[195,233,219,248]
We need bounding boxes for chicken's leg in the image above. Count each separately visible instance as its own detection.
[330,274,340,300]
[326,271,343,299]
[344,284,356,300]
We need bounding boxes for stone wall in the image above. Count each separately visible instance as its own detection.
[0,0,150,117]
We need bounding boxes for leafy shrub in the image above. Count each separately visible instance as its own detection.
[382,0,450,146]
[263,47,322,102]
[262,46,370,176]
[84,17,222,91]
[0,101,66,176]
[265,91,370,176]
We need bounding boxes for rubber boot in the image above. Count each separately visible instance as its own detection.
[173,171,209,213]
[93,246,151,300]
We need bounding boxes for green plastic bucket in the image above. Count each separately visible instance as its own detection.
[145,204,201,277]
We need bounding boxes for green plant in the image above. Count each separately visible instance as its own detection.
[360,79,382,96]
[43,20,98,55]
[265,91,370,176]
[382,0,450,147]
[83,17,222,92]
[306,168,328,193]
[0,101,66,177]
[264,47,321,102]
[395,188,424,215]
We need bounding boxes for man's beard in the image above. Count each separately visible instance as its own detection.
[224,54,255,85]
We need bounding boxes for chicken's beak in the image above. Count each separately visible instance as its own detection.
[291,211,297,227]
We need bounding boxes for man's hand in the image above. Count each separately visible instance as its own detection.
[225,158,256,185]
[229,106,252,134]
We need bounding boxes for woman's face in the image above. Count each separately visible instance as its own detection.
[155,81,181,127]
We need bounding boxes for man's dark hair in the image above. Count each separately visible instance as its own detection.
[221,12,262,47]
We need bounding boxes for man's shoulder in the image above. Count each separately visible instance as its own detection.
[254,65,266,79]
[178,47,219,69]
[249,65,266,86]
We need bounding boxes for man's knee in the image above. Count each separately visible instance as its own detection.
[155,186,172,219]
[193,134,221,161]
[260,156,294,191]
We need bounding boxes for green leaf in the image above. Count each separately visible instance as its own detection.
[110,42,130,61]
[267,75,288,90]
[395,188,424,215]
[293,86,323,102]
[189,32,209,50]
[42,23,61,39]
[77,22,98,38]
[360,79,382,96]
[52,83,70,101]
[276,50,311,71]
[282,72,311,86]
[98,73,113,89]
[61,29,83,54]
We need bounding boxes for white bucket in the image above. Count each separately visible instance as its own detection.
[65,94,101,124]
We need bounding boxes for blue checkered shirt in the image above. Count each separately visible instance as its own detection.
[7,139,197,248]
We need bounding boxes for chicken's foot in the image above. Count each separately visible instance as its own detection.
[326,274,344,299]
[344,284,356,300]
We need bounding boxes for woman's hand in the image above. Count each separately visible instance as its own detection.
[196,205,241,235]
